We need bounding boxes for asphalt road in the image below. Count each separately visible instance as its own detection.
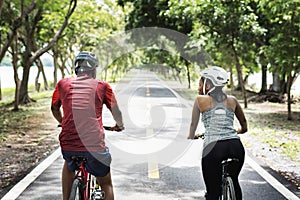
[2,70,299,200]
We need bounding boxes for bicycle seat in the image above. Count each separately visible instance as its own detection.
[221,158,239,165]
[71,156,88,163]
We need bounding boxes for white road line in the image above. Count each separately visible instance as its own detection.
[246,153,300,200]
[1,148,61,200]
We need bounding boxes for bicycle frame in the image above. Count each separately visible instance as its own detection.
[74,160,91,200]
[220,158,239,200]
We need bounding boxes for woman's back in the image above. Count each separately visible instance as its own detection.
[197,95,239,147]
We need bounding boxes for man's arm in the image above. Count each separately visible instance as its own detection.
[51,104,62,125]
[51,83,62,125]
[104,83,124,130]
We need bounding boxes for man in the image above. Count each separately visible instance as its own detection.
[51,51,124,200]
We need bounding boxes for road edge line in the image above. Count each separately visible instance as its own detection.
[1,147,61,200]
[246,153,300,200]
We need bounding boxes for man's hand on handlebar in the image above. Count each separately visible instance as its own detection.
[104,124,124,132]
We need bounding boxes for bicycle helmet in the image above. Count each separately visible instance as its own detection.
[201,66,229,94]
[74,51,98,75]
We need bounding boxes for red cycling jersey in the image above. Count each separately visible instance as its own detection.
[52,75,118,152]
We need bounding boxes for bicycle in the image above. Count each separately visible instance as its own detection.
[220,158,239,200]
[67,125,123,200]
[194,134,238,200]
[69,156,104,200]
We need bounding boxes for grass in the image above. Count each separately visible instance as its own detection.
[245,103,300,162]
[0,88,53,142]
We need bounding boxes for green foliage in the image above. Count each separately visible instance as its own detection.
[258,0,299,74]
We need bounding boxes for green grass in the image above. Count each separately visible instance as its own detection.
[246,105,300,162]
[0,89,53,142]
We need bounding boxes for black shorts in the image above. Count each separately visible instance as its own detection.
[62,147,111,177]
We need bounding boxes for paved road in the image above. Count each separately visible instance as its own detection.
[2,70,299,200]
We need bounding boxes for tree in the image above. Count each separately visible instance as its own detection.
[0,0,36,63]
[0,0,36,102]
[258,0,300,119]
[118,0,202,88]
[49,0,124,85]
[17,0,76,104]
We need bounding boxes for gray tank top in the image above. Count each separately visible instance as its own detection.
[202,102,239,148]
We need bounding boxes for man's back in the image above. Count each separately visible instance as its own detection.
[52,75,116,152]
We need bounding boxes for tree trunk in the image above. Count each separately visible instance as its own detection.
[40,59,48,90]
[35,58,48,91]
[271,73,282,93]
[60,56,69,78]
[35,66,41,92]
[229,64,234,90]
[19,57,35,104]
[231,44,247,108]
[13,62,21,111]
[286,72,297,120]
[260,64,267,94]
[0,77,2,101]
[53,46,59,86]
[286,72,293,120]
[104,68,108,81]
[185,60,191,89]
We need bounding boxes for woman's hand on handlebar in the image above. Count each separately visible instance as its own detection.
[187,134,204,140]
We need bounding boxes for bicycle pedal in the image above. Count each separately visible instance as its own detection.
[92,189,105,200]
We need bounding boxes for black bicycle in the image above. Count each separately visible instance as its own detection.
[220,158,239,200]
[194,134,238,200]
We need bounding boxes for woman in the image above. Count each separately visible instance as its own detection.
[188,66,247,200]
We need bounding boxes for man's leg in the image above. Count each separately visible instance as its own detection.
[96,172,114,200]
[62,161,75,200]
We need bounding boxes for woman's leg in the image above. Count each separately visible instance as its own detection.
[202,143,223,200]
[227,139,245,200]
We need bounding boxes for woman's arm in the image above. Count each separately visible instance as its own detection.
[188,98,201,139]
[234,98,247,134]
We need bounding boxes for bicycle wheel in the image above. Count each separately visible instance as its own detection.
[69,178,84,200]
[222,177,236,200]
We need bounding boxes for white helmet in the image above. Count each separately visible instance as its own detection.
[201,66,229,87]
[201,66,228,95]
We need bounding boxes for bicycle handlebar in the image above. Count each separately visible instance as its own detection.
[193,134,205,140]
[57,124,124,132]
[103,125,124,132]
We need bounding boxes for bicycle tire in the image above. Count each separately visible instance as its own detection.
[222,177,236,200]
[69,178,84,200]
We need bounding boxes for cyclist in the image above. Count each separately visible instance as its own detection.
[51,51,124,200]
[188,66,247,200]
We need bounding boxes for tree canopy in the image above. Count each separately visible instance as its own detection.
[0,0,299,119]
